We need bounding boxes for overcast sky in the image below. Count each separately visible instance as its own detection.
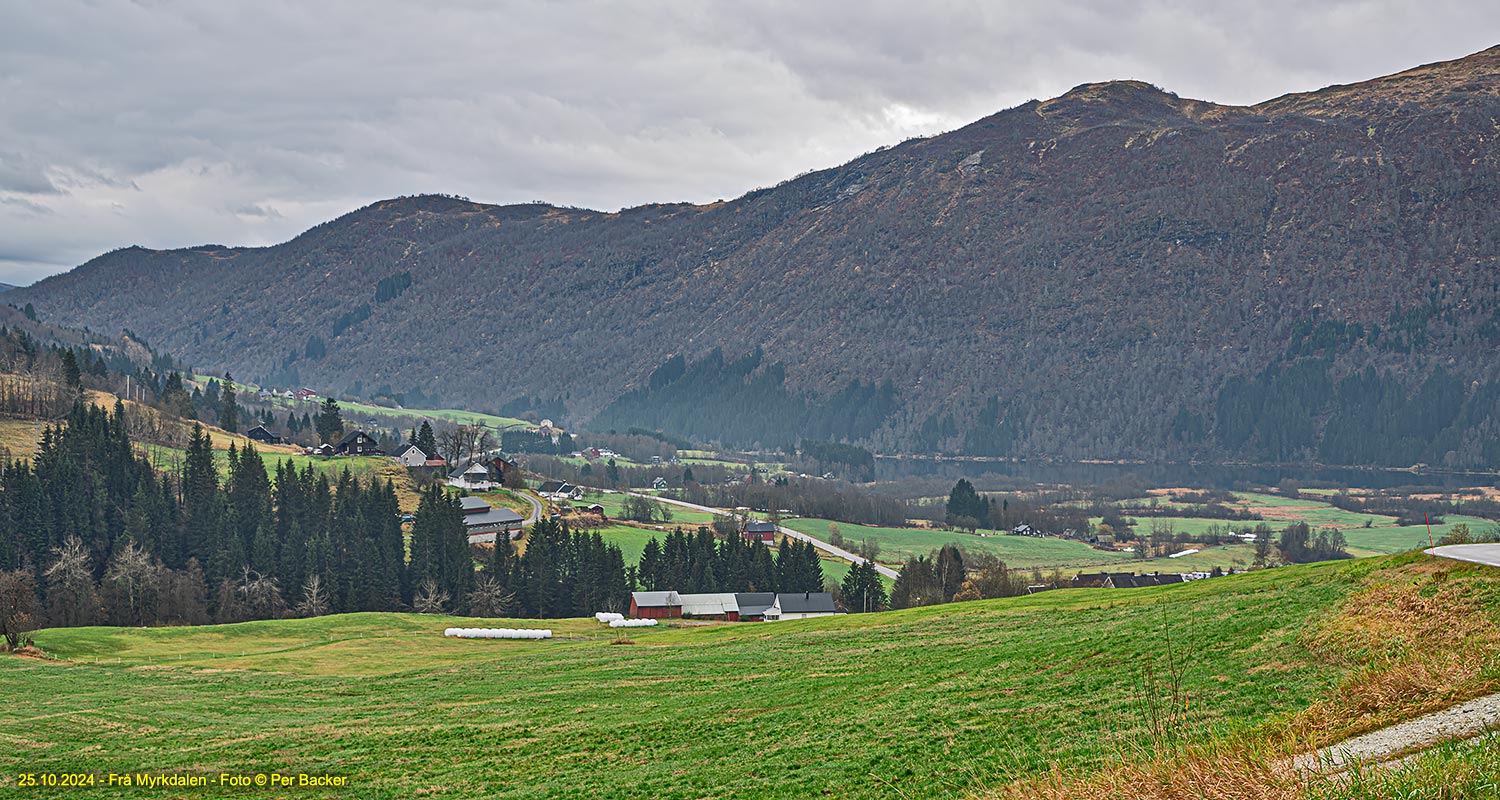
[1,1,1496,285]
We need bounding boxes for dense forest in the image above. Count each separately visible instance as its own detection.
[14,47,1500,466]
[0,397,835,639]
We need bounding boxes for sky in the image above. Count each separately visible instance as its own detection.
[1,1,1497,285]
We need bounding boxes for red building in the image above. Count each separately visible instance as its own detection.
[743,520,776,544]
[629,591,682,619]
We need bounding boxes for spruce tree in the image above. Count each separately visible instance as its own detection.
[219,372,239,433]
[315,398,344,444]
[415,421,438,457]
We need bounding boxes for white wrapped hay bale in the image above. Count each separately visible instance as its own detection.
[445,627,553,640]
[608,618,659,628]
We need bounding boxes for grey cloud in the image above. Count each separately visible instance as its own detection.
[1,0,1497,286]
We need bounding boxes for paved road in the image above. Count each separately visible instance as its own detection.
[518,490,544,525]
[610,490,901,580]
[1426,543,1500,567]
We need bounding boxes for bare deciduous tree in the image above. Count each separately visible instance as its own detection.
[235,566,285,620]
[45,536,99,627]
[104,541,160,626]
[438,424,496,468]
[0,570,39,650]
[413,578,450,614]
[295,574,330,618]
[466,575,514,618]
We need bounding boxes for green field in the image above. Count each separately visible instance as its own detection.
[191,374,533,432]
[7,555,1495,799]
[594,524,660,564]
[583,492,718,526]
[141,444,395,483]
[785,519,1134,570]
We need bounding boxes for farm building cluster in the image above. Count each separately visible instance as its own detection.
[628,591,840,622]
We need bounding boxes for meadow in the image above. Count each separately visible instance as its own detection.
[6,554,1497,799]
[585,491,718,525]
[784,518,1133,570]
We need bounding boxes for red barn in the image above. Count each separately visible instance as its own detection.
[629,591,682,619]
[743,520,777,544]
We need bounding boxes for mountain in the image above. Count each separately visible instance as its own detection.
[14,47,1500,466]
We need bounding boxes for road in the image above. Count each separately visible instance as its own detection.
[617,491,901,580]
[1293,691,1500,776]
[1426,543,1500,567]
[518,490,544,525]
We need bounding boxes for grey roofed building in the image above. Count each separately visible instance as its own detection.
[538,480,566,495]
[775,591,837,615]
[458,496,492,512]
[677,592,740,618]
[734,592,776,619]
[463,506,524,529]
[458,495,524,543]
[631,591,682,607]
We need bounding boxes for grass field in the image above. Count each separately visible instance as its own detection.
[584,492,719,526]
[190,374,534,432]
[6,555,1496,799]
[594,524,659,564]
[785,519,1134,570]
[0,417,42,460]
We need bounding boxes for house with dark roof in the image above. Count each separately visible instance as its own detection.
[1103,573,1187,589]
[734,592,776,621]
[767,592,840,621]
[393,443,428,467]
[448,461,497,491]
[629,591,682,619]
[334,430,383,456]
[459,496,525,544]
[743,520,776,544]
[245,425,284,445]
[538,481,583,501]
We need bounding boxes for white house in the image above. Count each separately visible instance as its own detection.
[447,462,497,491]
[766,592,841,622]
[537,481,583,501]
[393,443,428,468]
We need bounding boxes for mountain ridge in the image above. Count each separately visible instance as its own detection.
[15,45,1500,465]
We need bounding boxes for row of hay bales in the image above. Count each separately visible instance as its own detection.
[444,628,552,639]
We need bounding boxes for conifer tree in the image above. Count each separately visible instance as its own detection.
[219,372,239,433]
[315,398,344,444]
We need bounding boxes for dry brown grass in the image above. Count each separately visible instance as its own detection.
[1294,560,1500,742]
[982,557,1500,799]
[991,743,1309,800]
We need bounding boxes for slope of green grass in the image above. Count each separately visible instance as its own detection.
[594,524,659,564]
[141,444,393,483]
[585,492,717,525]
[7,556,1497,799]
[786,519,1134,569]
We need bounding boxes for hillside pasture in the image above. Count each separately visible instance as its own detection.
[785,519,1133,570]
[8,556,1495,799]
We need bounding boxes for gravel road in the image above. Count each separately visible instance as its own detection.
[1293,692,1500,774]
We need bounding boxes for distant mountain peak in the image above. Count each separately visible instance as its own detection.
[14,47,1500,465]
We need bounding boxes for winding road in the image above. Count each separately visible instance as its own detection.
[617,491,901,580]
[518,490,544,525]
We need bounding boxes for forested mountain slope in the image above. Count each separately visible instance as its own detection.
[15,46,1500,466]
